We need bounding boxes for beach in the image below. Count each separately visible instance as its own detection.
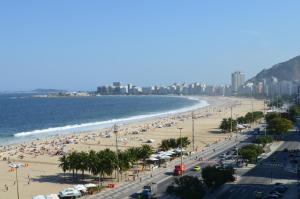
[0,96,264,199]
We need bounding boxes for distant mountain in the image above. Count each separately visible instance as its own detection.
[248,55,300,83]
[31,89,67,93]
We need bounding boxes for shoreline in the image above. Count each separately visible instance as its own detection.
[0,96,265,199]
[1,95,208,146]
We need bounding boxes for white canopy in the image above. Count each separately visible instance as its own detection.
[175,148,186,153]
[147,157,159,161]
[159,155,171,160]
[85,183,97,188]
[32,196,46,199]
[237,124,246,129]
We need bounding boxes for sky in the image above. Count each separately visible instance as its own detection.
[1,1,300,91]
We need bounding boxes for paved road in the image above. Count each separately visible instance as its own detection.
[214,132,300,199]
[156,136,252,199]
[86,133,253,199]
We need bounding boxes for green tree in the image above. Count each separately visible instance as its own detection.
[138,145,153,162]
[87,150,98,177]
[289,105,300,121]
[79,151,89,180]
[59,155,70,179]
[166,176,206,199]
[267,117,293,134]
[265,112,281,123]
[117,151,132,181]
[239,144,263,163]
[219,118,237,132]
[126,147,140,163]
[68,151,79,181]
[176,137,191,148]
[100,149,117,177]
[160,139,171,151]
[252,135,273,147]
[201,166,235,188]
[138,145,153,170]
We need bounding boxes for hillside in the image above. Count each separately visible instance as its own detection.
[248,55,300,83]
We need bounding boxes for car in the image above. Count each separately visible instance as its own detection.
[274,183,287,188]
[273,185,288,193]
[269,190,282,197]
[265,194,280,199]
[219,153,226,158]
[58,188,81,198]
[193,166,201,171]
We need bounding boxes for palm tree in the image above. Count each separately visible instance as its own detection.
[68,151,78,181]
[126,147,140,163]
[138,145,153,170]
[96,149,117,182]
[59,155,70,179]
[117,151,131,181]
[79,151,89,181]
[160,140,171,151]
[87,150,100,182]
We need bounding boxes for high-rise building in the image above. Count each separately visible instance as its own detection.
[231,71,245,94]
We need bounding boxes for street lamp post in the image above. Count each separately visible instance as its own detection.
[264,99,267,136]
[113,124,120,182]
[192,112,195,151]
[9,163,23,199]
[178,127,183,175]
[230,106,233,136]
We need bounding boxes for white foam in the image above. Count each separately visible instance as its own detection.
[14,97,209,138]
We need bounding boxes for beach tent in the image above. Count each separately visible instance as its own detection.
[45,194,60,199]
[32,196,46,199]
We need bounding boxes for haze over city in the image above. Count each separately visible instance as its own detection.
[1,1,300,91]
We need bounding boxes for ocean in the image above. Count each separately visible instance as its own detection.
[0,94,208,144]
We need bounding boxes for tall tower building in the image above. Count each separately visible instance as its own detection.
[231,71,245,94]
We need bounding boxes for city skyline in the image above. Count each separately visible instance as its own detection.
[2,1,300,91]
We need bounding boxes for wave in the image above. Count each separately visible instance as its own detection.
[14,97,209,138]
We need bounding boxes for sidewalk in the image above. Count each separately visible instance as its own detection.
[86,135,250,199]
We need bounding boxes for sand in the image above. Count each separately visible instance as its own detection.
[0,96,264,199]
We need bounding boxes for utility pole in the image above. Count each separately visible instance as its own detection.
[230,106,233,136]
[251,99,254,127]
[113,124,120,182]
[192,112,195,151]
[9,163,23,199]
[178,127,183,176]
[16,167,19,199]
[264,99,267,136]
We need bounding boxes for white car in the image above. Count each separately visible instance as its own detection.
[74,184,87,193]
[59,188,81,198]
[45,194,60,199]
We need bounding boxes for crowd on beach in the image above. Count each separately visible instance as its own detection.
[0,97,263,198]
